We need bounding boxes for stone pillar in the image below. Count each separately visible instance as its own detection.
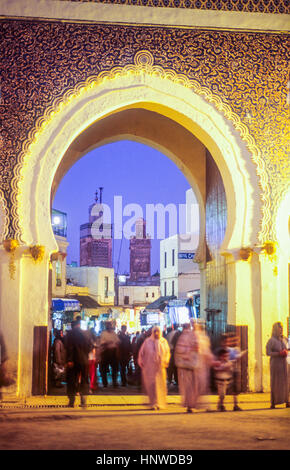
[225,247,288,393]
[0,247,21,398]
[226,251,262,392]
[0,245,50,399]
[259,249,288,393]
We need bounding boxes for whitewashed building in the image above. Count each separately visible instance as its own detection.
[66,265,115,306]
[160,189,200,300]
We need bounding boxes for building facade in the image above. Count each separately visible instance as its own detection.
[66,265,115,306]
[118,284,160,307]
[160,233,200,300]
[51,209,69,298]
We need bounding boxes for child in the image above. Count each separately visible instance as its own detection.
[213,348,234,412]
[215,333,247,411]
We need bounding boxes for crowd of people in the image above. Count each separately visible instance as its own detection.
[49,318,290,411]
[1,318,288,411]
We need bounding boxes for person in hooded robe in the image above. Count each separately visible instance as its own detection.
[266,322,289,409]
[174,323,200,413]
[192,321,215,411]
[138,326,170,410]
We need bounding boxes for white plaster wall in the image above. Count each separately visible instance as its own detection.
[160,233,200,298]
[227,255,263,391]
[1,0,288,31]
[0,250,21,397]
[0,249,50,398]
[276,189,290,336]
[178,273,200,299]
[118,285,160,305]
[160,235,179,287]
[66,266,115,305]
[94,267,115,305]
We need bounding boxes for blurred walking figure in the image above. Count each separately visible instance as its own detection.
[226,333,246,411]
[266,322,290,409]
[166,325,179,386]
[0,330,15,399]
[65,319,91,408]
[100,322,120,388]
[138,326,170,410]
[52,329,66,388]
[132,331,140,370]
[213,348,234,412]
[215,333,246,411]
[88,328,101,393]
[193,322,214,411]
[129,329,149,387]
[118,325,132,387]
[174,323,199,413]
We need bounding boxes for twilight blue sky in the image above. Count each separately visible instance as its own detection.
[53,140,191,275]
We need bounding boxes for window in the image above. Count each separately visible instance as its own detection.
[152,292,155,298]
[164,252,167,268]
[164,281,167,296]
[146,292,149,298]
[172,249,175,266]
[55,260,62,287]
[124,296,129,305]
[172,280,175,296]
[104,276,109,298]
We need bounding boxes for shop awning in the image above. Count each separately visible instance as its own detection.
[145,295,177,312]
[65,295,103,309]
[52,298,81,312]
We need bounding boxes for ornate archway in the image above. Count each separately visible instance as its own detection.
[0,11,288,398]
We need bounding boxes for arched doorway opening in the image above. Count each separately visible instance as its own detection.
[49,133,228,395]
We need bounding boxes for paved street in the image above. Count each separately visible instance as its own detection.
[0,394,289,452]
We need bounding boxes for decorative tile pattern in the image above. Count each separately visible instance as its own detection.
[0,20,289,242]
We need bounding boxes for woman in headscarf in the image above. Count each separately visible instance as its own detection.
[266,322,289,409]
[174,323,200,413]
[138,326,170,410]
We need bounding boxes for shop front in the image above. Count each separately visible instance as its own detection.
[110,307,142,334]
[51,298,81,332]
[165,297,200,328]
[139,310,166,332]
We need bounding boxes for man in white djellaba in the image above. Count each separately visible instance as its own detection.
[138,326,170,410]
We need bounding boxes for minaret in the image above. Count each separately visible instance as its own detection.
[129,218,151,281]
[80,188,112,268]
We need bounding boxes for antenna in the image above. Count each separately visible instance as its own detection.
[99,187,104,204]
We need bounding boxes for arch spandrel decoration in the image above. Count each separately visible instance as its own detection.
[0,21,289,243]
